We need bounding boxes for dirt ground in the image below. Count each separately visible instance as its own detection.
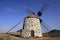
[0,33,60,40]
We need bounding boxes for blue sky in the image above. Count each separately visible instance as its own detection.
[0,0,60,33]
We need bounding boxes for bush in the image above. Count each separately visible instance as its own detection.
[0,38,3,40]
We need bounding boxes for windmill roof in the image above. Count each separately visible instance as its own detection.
[27,12,37,18]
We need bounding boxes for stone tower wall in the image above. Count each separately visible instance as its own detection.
[21,18,42,37]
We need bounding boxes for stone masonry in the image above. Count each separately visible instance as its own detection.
[20,18,42,37]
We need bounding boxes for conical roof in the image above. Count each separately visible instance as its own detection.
[27,12,37,18]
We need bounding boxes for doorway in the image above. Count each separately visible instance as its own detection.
[31,30,34,37]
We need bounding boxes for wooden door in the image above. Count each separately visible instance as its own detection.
[31,30,34,37]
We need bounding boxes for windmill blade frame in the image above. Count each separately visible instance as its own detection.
[25,7,32,14]
[41,22,49,32]
[6,18,24,33]
[37,3,48,17]
[39,3,48,13]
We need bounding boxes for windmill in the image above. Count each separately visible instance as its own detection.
[20,3,50,37]
[6,4,50,37]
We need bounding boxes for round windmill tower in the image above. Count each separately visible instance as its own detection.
[20,12,42,37]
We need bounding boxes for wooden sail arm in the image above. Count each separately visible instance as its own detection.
[6,19,24,33]
[41,22,49,31]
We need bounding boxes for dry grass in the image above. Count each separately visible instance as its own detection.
[0,32,60,40]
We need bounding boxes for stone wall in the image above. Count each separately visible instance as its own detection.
[21,18,42,37]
